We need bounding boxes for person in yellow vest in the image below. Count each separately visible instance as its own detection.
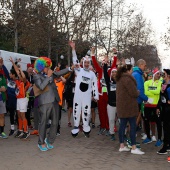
[54,66,66,136]
[143,68,162,146]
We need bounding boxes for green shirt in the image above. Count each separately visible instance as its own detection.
[0,75,7,102]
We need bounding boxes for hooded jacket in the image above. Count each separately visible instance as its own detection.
[132,66,148,104]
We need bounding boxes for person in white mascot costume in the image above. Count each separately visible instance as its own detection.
[69,41,99,138]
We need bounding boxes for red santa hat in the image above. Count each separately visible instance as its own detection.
[152,68,160,77]
[27,63,33,68]
[111,67,117,72]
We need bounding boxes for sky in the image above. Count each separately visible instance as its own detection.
[125,0,170,68]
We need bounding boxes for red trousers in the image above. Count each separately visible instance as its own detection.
[98,92,109,130]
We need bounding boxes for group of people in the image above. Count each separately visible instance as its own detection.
[0,41,170,162]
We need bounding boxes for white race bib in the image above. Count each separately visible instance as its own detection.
[82,76,90,84]
[110,84,116,91]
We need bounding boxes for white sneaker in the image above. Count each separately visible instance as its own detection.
[131,148,145,155]
[119,146,130,152]
[151,136,157,142]
[141,134,147,140]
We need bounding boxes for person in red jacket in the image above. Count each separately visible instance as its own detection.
[91,47,117,135]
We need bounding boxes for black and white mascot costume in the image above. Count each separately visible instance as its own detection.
[71,48,99,138]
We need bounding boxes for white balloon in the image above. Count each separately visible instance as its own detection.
[60,55,64,59]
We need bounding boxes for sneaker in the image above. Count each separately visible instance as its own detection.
[92,123,95,129]
[105,130,110,136]
[9,130,15,136]
[0,132,8,139]
[15,130,23,138]
[110,134,115,141]
[68,122,72,127]
[167,156,170,163]
[31,130,39,135]
[155,140,163,147]
[151,136,157,142]
[141,134,147,140]
[142,138,152,144]
[98,128,106,135]
[38,144,48,152]
[20,132,30,139]
[45,138,54,149]
[119,146,130,152]
[131,148,145,155]
[157,148,168,155]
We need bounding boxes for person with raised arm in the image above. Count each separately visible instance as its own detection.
[69,41,99,138]
[9,57,31,140]
[91,47,117,135]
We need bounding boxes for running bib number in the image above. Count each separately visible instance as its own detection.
[148,86,157,90]
[82,76,90,84]
[110,83,116,91]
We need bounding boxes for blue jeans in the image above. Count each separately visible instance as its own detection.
[119,117,136,145]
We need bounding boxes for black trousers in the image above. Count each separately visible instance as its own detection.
[26,99,34,126]
[162,105,170,147]
[8,107,16,125]
[143,107,162,140]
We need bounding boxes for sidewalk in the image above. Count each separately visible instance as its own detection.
[0,111,169,170]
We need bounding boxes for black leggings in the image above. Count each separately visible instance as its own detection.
[143,107,162,140]
[162,105,170,147]
[8,107,16,125]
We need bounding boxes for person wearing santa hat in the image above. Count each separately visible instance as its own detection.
[103,56,117,141]
[143,68,163,146]
[91,47,117,136]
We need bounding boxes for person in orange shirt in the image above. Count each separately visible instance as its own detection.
[9,57,31,139]
[54,66,66,136]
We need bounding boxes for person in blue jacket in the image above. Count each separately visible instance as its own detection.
[132,59,149,130]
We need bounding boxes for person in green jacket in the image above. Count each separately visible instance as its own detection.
[0,73,8,138]
[142,68,162,146]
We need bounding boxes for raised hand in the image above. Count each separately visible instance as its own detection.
[9,56,14,63]
[71,64,75,70]
[104,55,109,64]
[47,69,53,77]
[91,47,95,55]
[69,41,75,49]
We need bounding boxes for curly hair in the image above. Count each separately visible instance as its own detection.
[116,64,133,81]
[34,57,52,73]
